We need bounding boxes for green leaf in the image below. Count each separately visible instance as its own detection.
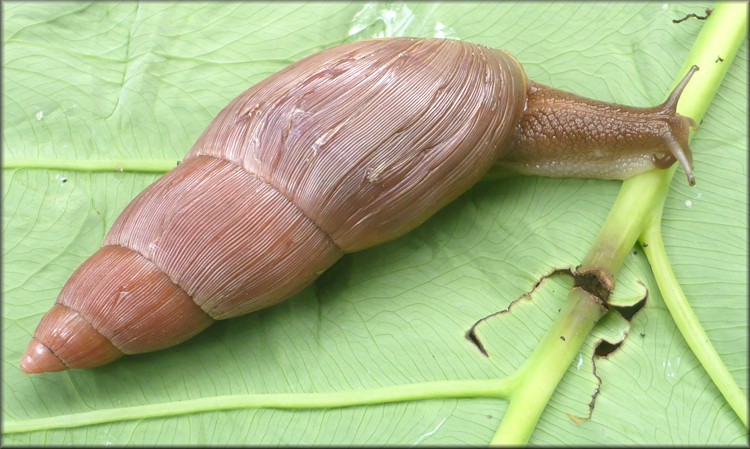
[3,1,747,445]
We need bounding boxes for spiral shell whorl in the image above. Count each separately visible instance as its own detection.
[189,37,528,251]
[23,156,343,372]
[21,245,214,372]
[102,156,344,319]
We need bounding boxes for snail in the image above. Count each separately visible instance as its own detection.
[21,37,697,374]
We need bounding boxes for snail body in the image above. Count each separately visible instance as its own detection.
[22,37,697,373]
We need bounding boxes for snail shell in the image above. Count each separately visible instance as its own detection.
[22,37,528,372]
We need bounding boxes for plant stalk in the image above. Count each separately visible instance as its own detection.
[3,378,516,435]
[2,158,178,173]
[491,167,669,445]
[491,288,606,444]
[638,0,748,428]
[491,2,747,443]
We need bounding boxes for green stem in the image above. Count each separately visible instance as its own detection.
[2,158,178,173]
[492,288,606,444]
[637,1,748,428]
[582,169,671,274]
[3,377,516,435]
[642,221,749,428]
[491,168,669,445]
[492,2,747,443]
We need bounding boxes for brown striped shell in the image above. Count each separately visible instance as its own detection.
[21,37,528,373]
